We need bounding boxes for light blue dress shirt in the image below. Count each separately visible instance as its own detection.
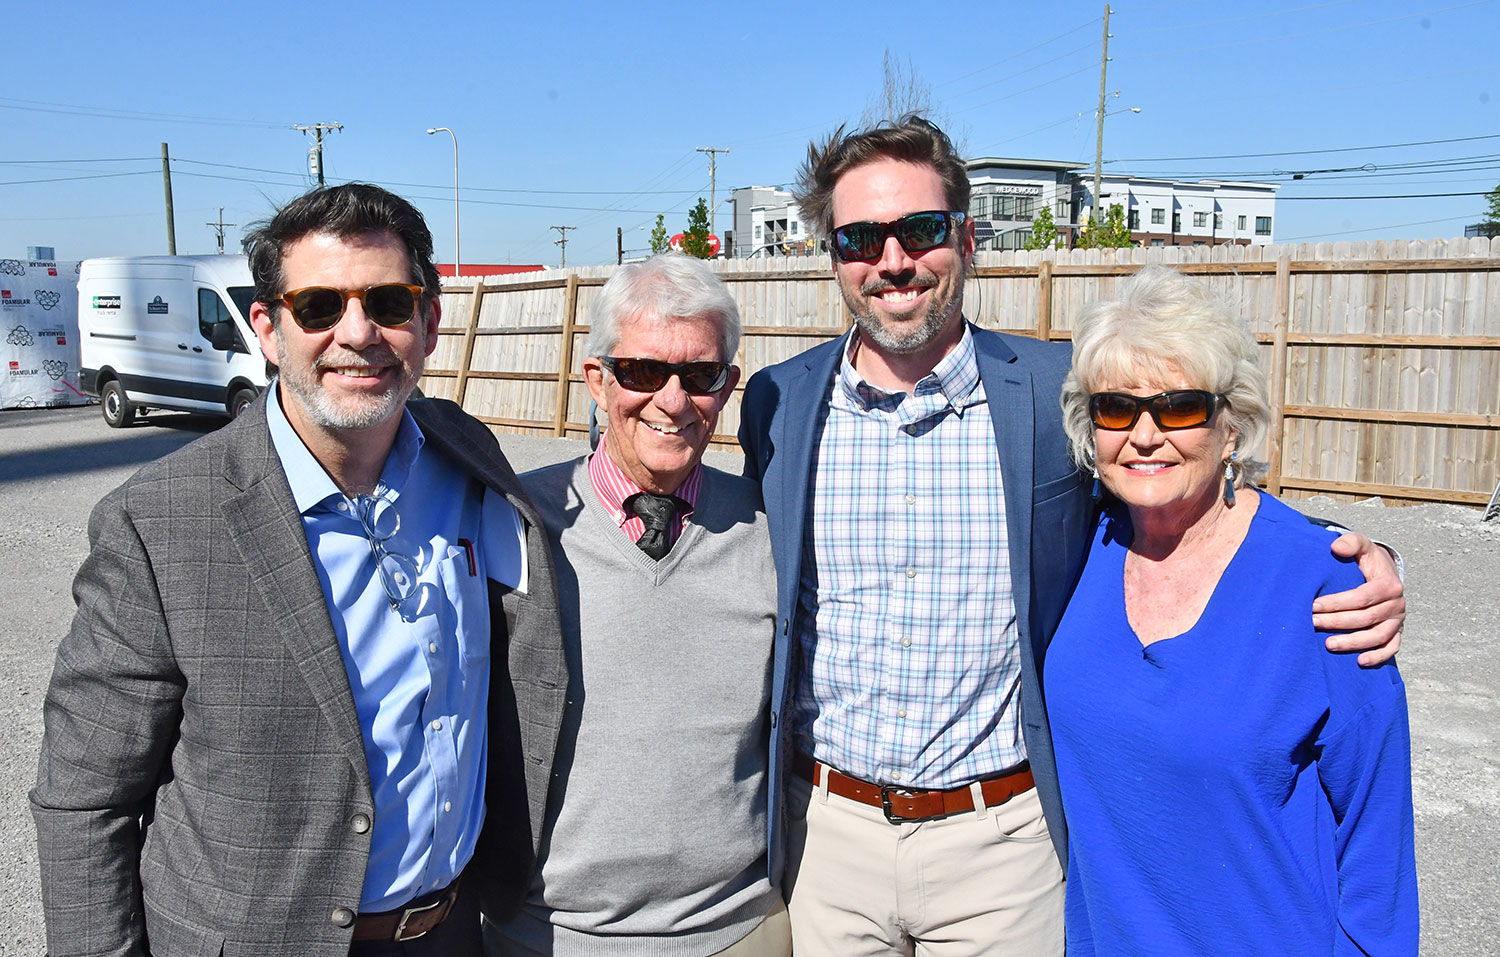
[266,386,523,911]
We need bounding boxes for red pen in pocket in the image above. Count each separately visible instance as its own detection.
[456,538,477,576]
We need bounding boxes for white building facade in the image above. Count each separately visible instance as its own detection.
[722,162,1278,256]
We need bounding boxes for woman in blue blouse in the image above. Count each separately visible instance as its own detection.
[1047,265,1417,954]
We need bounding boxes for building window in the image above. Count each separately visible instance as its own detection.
[996,196,1015,221]
[754,224,761,240]
[1056,199,1068,219]
[1193,212,1208,228]
[1128,209,1140,230]
[1015,230,1032,247]
[1238,215,1248,230]
[1151,208,1165,225]
[790,222,798,235]
[973,195,988,219]
[1150,239,1165,247]
[1255,216,1272,236]
[1172,212,1181,232]
[1016,197,1034,222]
[1214,213,1223,230]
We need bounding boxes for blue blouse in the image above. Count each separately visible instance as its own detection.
[1045,494,1417,954]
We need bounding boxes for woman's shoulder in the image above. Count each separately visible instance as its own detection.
[1243,492,1366,593]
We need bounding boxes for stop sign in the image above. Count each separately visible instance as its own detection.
[667,233,721,255]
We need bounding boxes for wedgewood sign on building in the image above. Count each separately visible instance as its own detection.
[1,258,86,409]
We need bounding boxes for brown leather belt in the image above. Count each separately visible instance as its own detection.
[794,752,1034,824]
[352,876,462,942]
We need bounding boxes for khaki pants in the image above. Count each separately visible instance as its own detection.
[714,897,790,956]
[784,771,1064,956]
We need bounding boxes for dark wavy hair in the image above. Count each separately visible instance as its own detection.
[793,114,971,241]
[243,183,441,324]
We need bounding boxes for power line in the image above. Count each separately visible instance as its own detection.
[0,96,287,129]
[1113,132,1500,164]
[0,170,156,187]
[1276,190,1490,200]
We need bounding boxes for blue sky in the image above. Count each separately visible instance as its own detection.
[4,0,1498,267]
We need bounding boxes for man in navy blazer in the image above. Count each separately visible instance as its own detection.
[738,116,1405,955]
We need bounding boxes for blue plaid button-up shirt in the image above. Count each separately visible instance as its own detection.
[791,323,1026,789]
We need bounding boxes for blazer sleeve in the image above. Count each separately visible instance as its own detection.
[738,369,773,483]
[31,491,186,957]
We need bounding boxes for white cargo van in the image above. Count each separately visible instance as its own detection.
[77,255,267,427]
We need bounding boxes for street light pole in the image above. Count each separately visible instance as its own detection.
[427,127,460,280]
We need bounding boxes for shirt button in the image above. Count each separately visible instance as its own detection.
[331,907,355,927]
[891,771,903,782]
[431,719,442,731]
[901,637,912,648]
[351,813,371,834]
[897,708,908,718]
[905,493,916,505]
[337,501,349,512]
[905,566,917,578]
[444,800,452,813]
[429,642,438,654]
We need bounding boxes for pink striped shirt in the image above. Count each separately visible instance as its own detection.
[587,432,702,546]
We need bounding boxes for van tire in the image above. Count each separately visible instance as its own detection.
[229,387,257,420]
[101,380,135,428]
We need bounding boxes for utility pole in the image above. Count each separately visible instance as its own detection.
[161,142,177,255]
[1091,5,1112,230]
[205,207,236,254]
[697,146,730,237]
[550,225,576,268]
[293,122,344,187]
[617,226,624,265]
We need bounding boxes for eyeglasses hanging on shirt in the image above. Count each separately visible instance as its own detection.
[355,487,422,610]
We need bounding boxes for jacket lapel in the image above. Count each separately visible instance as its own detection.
[217,409,372,792]
[974,328,1035,598]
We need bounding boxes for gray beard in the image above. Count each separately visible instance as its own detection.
[851,304,952,356]
[273,325,417,432]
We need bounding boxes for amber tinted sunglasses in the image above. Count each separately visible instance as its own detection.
[1088,390,1224,431]
[279,283,424,331]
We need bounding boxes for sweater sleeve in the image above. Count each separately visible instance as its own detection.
[1314,566,1419,955]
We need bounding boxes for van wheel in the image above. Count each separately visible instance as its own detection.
[229,387,256,420]
[101,380,135,428]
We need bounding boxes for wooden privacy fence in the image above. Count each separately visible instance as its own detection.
[419,239,1500,508]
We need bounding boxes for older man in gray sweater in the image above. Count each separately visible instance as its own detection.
[485,254,788,956]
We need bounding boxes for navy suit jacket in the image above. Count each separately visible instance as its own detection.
[738,324,1093,878]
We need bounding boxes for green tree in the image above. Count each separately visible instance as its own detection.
[649,214,670,254]
[1076,204,1134,249]
[1479,182,1500,238]
[1023,206,1059,250]
[681,198,714,259]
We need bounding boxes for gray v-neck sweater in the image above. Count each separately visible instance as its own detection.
[493,456,778,956]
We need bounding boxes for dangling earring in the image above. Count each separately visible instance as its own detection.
[1090,459,1102,502]
[1223,451,1238,506]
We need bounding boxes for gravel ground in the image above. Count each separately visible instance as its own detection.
[1,405,1496,954]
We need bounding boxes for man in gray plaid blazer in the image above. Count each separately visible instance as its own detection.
[31,184,566,955]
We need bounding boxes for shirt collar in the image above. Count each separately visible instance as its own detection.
[265,380,425,515]
[587,431,702,525]
[836,320,982,413]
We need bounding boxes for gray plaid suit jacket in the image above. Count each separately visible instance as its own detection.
[31,395,567,957]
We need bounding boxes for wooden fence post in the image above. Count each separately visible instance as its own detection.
[452,284,485,410]
[553,273,581,437]
[1037,260,1053,340]
[1267,255,1292,494]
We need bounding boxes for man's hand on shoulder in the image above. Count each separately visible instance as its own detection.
[1313,532,1405,666]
